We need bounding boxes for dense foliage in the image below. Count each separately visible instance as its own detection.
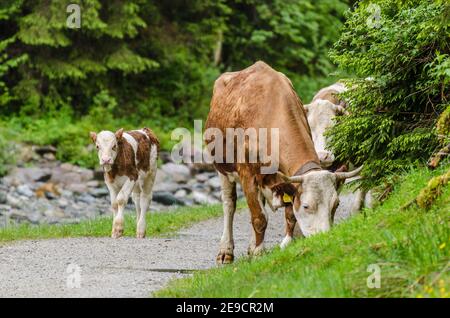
[328,0,450,188]
[0,0,350,169]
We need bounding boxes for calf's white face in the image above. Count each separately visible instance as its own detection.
[90,129,123,170]
[305,100,346,168]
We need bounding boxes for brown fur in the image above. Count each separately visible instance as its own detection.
[106,128,159,182]
[271,182,297,200]
[206,61,320,250]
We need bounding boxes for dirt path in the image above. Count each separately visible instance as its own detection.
[0,193,358,297]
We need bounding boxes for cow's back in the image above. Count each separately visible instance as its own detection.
[205,61,318,175]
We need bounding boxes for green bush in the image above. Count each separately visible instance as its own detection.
[328,0,450,188]
[0,131,16,176]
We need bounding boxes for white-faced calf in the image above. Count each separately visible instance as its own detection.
[90,128,159,238]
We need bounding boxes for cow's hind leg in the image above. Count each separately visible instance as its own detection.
[280,205,296,249]
[137,170,156,239]
[217,173,237,264]
[132,189,142,236]
[350,189,366,215]
[239,170,267,257]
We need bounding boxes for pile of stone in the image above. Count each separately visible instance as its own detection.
[0,144,243,227]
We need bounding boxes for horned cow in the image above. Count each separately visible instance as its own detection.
[205,62,361,264]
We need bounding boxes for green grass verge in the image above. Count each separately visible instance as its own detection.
[155,164,450,298]
[0,201,246,243]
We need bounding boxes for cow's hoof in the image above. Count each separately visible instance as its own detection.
[136,231,146,239]
[280,235,293,249]
[111,227,124,239]
[216,252,234,265]
[248,243,265,256]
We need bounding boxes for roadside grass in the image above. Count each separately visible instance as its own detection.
[155,164,450,298]
[0,200,246,243]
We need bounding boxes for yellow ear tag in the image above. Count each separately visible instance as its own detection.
[283,193,293,203]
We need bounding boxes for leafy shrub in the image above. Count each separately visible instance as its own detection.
[328,0,450,188]
[0,131,16,176]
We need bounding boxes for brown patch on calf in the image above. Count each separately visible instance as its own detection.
[128,128,160,172]
[106,128,159,182]
[106,135,138,182]
[142,127,160,153]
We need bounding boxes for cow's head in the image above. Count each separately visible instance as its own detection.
[275,167,362,237]
[304,99,346,168]
[90,128,123,171]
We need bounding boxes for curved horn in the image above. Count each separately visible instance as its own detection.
[276,172,304,184]
[335,166,363,180]
[276,171,290,182]
[288,176,304,183]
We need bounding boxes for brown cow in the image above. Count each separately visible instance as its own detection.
[205,62,361,264]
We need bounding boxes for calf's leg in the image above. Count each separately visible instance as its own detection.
[132,189,141,234]
[136,170,156,239]
[217,173,237,264]
[112,178,136,238]
[106,182,119,218]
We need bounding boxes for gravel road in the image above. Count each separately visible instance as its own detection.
[0,193,359,297]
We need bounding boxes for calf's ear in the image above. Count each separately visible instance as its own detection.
[115,128,124,140]
[89,132,97,143]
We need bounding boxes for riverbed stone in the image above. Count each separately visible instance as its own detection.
[160,163,191,183]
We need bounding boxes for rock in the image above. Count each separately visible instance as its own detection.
[160,163,191,183]
[0,204,11,213]
[65,183,88,194]
[159,151,172,163]
[27,212,42,224]
[58,198,69,208]
[207,176,221,189]
[195,173,210,183]
[18,145,38,163]
[174,189,188,198]
[4,167,52,185]
[0,192,7,204]
[43,153,56,161]
[50,170,82,185]
[44,209,66,219]
[77,168,94,182]
[189,162,216,173]
[10,210,28,222]
[89,187,109,198]
[35,183,60,199]
[153,191,185,206]
[6,194,21,208]
[45,192,59,200]
[153,181,181,193]
[192,191,220,205]
[86,180,100,188]
[33,145,57,156]
[77,194,96,204]
[17,184,34,197]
